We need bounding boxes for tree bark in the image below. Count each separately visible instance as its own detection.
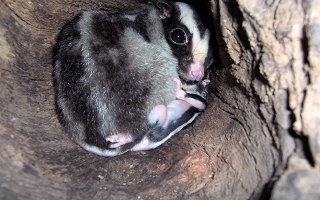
[0,0,319,199]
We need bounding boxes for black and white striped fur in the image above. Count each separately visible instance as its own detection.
[53,1,213,156]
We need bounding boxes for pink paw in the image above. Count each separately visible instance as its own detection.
[176,89,186,100]
[174,78,186,100]
[106,133,134,149]
[201,79,210,86]
[149,104,167,126]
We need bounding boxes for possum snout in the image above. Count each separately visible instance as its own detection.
[188,61,204,81]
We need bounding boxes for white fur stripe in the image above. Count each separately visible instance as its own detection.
[176,3,210,63]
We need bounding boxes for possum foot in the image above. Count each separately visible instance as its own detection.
[106,133,134,148]
[174,78,187,100]
[148,104,168,126]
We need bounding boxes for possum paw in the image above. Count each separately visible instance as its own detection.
[148,104,168,126]
[201,79,210,86]
[174,78,186,100]
[106,133,134,148]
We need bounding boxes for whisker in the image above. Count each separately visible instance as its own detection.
[192,49,205,56]
[192,52,206,55]
[192,35,201,53]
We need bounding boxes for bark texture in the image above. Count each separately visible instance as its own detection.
[0,0,319,199]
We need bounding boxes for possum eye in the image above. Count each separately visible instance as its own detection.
[170,28,188,45]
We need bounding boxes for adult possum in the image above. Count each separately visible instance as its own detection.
[53,1,213,156]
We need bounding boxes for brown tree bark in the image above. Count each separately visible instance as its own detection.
[0,0,319,199]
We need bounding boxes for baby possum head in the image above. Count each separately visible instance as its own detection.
[156,1,213,83]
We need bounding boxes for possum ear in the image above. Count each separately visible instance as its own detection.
[156,1,172,19]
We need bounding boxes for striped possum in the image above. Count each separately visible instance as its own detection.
[53,1,213,156]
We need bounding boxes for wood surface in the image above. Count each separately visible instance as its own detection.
[1,0,319,199]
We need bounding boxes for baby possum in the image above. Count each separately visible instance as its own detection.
[53,0,213,156]
[131,78,211,151]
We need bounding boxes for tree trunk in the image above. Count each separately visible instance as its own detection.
[0,0,319,199]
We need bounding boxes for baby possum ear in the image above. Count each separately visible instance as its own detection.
[156,0,172,19]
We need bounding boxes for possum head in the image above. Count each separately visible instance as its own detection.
[156,1,213,82]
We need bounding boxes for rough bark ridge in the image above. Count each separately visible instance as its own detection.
[214,0,320,199]
[0,0,319,199]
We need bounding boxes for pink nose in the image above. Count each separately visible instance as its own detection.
[190,70,203,81]
[188,61,204,81]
